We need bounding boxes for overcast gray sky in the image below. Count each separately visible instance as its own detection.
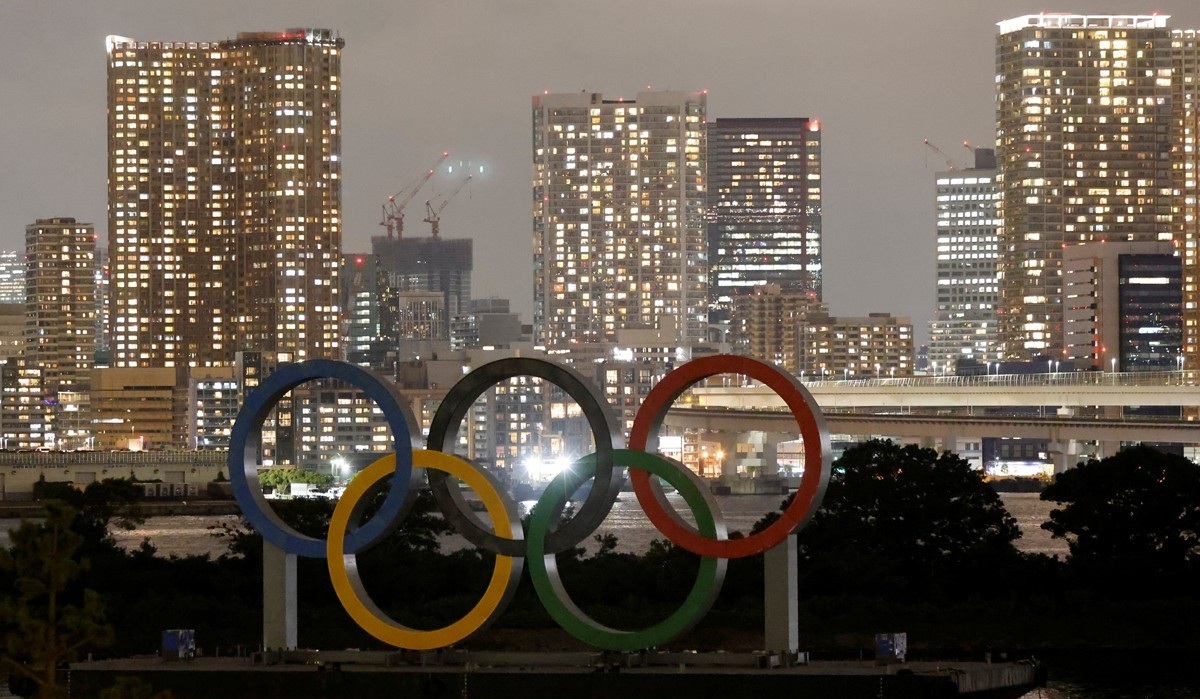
[3,0,1199,342]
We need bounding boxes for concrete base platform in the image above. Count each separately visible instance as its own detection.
[69,652,1042,699]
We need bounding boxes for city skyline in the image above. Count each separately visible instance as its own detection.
[4,1,1200,345]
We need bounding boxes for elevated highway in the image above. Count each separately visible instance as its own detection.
[663,407,1200,445]
[664,371,1200,473]
[692,370,1200,409]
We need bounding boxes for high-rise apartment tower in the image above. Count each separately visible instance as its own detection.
[106,29,343,373]
[995,15,1177,359]
[532,91,707,348]
[706,118,822,319]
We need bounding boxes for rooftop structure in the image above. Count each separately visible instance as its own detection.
[996,14,1169,34]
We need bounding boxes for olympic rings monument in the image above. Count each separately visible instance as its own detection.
[227,354,832,654]
[71,354,1042,699]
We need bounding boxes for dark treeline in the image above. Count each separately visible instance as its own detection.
[3,439,1200,692]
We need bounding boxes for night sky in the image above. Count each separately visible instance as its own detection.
[3,0,1199,342]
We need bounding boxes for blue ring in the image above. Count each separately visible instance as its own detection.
[226,360,419,558]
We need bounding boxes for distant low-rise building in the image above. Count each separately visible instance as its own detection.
[798,313,914,379]
[90,367,175,450]
[730,285,827,369]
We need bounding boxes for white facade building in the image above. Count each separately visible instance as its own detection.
[929,150,1000,373]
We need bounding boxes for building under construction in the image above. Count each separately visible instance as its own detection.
[372,155,476,350]
[372,235,473,327]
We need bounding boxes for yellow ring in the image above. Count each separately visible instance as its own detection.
[326,450,520,650]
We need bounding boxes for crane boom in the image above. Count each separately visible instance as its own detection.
[923,139,961,171]
[423,175,472,239]
[380,152,449,239]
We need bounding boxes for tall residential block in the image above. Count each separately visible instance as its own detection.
[0,304,23,361]
[532,91,707,348]
[106,29,343,374]
[25,218,97,448]
[928,149,1000,373]
[706,118,822,318]
[1174,30,1200,365]
[24,218,97,396]
[995,15,1177,359]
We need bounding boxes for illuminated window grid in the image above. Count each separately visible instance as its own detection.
[533,91,708,349]
[995,15,1178,360]
[706,118,823,318]
[106,31,343,374]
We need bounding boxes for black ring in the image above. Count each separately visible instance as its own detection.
[425,357,625,556]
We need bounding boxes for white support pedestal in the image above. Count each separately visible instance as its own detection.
[262,540,297,650]
[763,534,798,653]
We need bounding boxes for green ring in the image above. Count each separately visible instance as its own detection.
[526,449,727,651]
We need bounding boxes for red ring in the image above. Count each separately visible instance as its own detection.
[629,355,830,558]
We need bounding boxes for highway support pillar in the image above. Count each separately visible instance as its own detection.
[764,533,798,653]
[263,540,297,650]
[1049,439,1080,474]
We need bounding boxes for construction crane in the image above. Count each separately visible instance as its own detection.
[423,175,472,239]
[922,139,961,171]
[380,152,449,239]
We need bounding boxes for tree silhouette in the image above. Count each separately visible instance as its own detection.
[0,502,113,699]
[793,439,1021,602]
[1041,445,1200,592]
